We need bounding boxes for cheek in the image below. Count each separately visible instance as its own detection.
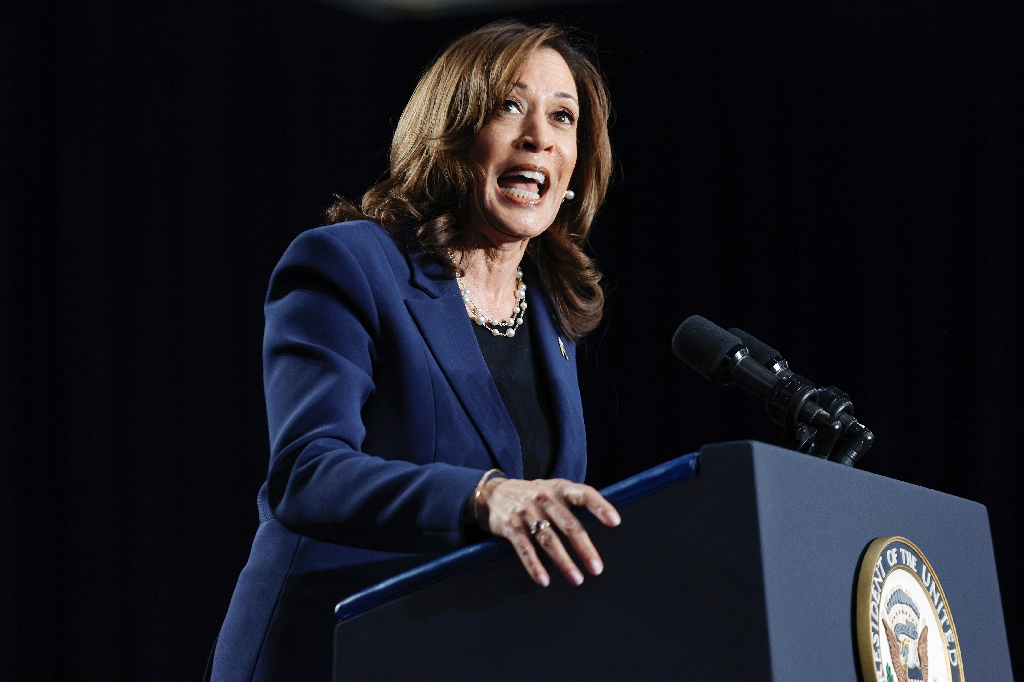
[561,140,579,183]
[469,120,519,171]
[466,131,500,176]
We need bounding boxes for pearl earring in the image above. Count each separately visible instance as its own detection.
[563,190,575,200]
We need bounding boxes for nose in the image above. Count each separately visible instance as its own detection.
[516,110,553,153]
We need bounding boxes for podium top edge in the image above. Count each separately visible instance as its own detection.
[334,451,700,623]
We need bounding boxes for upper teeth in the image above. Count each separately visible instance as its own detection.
[515,170,546,185]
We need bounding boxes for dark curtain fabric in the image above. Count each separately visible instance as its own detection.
[1,0,1020,679]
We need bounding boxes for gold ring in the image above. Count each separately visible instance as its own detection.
[529,520,552,536]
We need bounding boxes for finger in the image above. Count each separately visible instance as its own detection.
[528,514,585,586]
[505,518,550,587]
[560,483,621,527]
[539,497,604,576]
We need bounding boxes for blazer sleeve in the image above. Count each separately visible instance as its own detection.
[262,227,483,553]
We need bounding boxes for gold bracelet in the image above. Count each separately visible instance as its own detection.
[471,468,505,525]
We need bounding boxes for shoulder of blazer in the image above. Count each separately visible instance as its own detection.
[313,220,403,274]
[312,221,453,300]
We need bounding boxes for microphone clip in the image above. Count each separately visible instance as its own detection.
[769,376,874,465]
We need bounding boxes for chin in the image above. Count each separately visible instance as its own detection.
[493,217,554,241]
[474,197,557,242]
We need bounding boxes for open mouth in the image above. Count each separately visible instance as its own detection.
[498,168,547,202]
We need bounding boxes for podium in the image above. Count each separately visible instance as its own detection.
[332,442,1013,680]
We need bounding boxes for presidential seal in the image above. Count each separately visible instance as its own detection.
[856,537,964,682]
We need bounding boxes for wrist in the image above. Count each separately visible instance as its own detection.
[474,477,505,530]
[466,469,505,530]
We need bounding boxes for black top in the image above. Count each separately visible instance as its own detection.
[471,275,558,480]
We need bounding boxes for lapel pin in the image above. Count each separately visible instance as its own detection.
[558,336,568,360]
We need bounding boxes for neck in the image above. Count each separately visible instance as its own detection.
[455,234,528,322]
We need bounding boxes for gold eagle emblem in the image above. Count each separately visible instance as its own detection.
[884,619,928,682]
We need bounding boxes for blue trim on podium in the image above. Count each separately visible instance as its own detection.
[335,451,699,623]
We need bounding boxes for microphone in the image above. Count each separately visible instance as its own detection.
[672,316,873,466]
[672,315,836,427]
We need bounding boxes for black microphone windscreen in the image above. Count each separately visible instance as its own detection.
[728,328,783,367]
[672,316,744,380]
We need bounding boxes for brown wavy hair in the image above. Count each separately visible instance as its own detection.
[326,19,613,341]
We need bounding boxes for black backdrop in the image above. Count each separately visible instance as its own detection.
[2,1,1021,679]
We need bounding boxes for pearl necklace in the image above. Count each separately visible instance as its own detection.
[456,267,527,338]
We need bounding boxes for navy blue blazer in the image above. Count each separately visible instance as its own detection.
[211,221,587,682]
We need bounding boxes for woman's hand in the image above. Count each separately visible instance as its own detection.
[472,477,621,587]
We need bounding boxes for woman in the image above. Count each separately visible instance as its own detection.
[211,20,619,682]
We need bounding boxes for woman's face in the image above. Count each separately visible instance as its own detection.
[466,47,579,244]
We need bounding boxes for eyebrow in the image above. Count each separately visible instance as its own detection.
[513,81,579,105]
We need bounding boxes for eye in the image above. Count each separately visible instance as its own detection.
[553,108,577,125]
[501,98,524,115]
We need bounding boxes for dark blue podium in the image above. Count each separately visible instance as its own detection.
[332,441,1013,680]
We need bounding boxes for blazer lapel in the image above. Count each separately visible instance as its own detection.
[404,250,524,479]
[525,274,588,483]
